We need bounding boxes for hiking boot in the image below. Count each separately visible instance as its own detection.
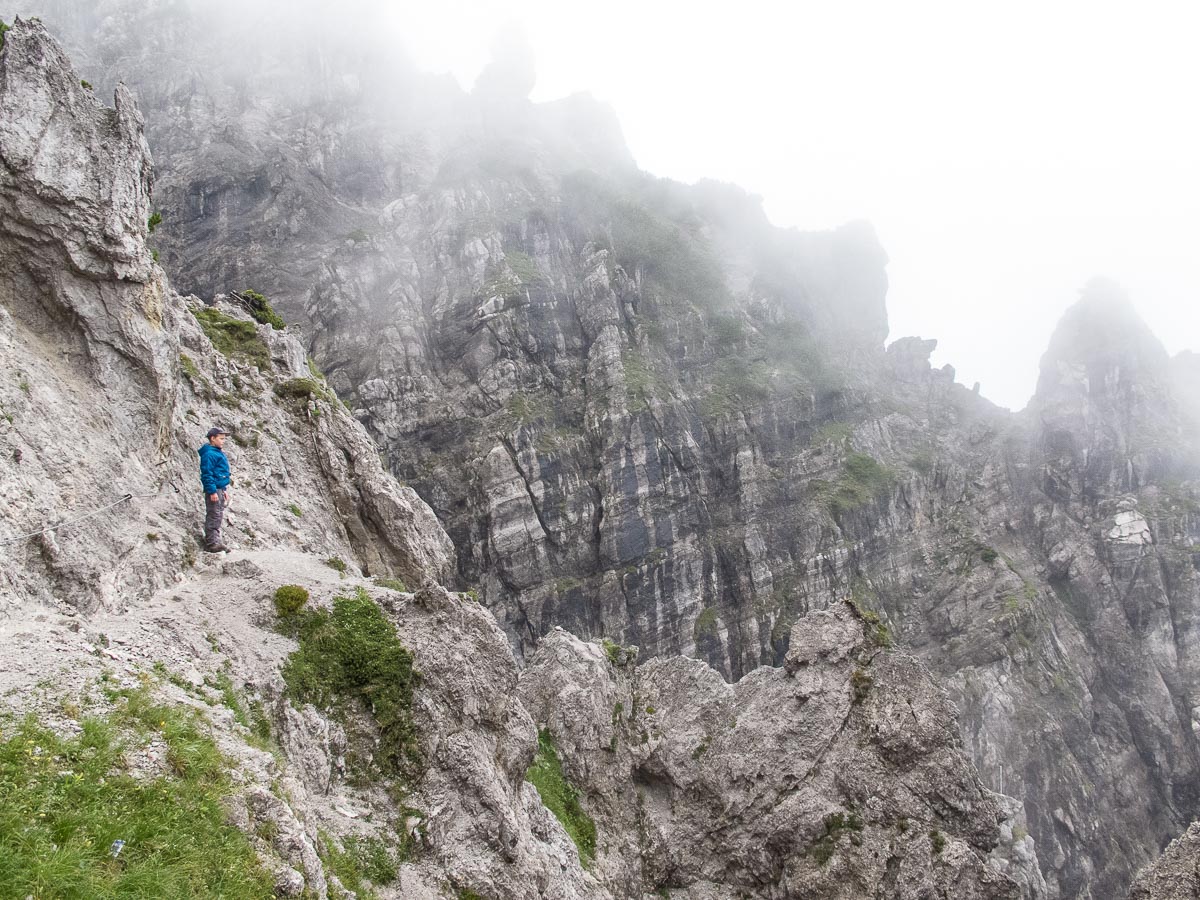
[204,544,230,553]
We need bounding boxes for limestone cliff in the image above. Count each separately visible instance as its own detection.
[0,17,1038,899]
[12,3,1200,896]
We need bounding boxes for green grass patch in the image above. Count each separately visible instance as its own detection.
[281,589,421,779]
[0,691,274,897]
[236,290,284,330]
[850,668,873,704]
[810,810,864,865]
[286,503,302,518]
[373,577,408,593]
[323,557,347,575]
[318,831,402,898]
[824,453,893,517]
[693,607,719,640]
[273,378,325,401]
[191,307,271,371]
[526,729,596,866]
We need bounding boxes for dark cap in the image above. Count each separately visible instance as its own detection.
[206,427,231,438]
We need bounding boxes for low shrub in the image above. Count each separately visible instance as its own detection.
[238,290,285,330]
[273,584,310,618]
[281,589,421,778]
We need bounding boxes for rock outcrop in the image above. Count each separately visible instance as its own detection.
[0,17,1045,900]
[520,604,1044,898]
[1131,822,1200,899]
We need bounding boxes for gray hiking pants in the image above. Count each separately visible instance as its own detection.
[204,491,226,549]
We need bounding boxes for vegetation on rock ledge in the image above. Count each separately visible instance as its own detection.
[281,588,421,779]
[526,728,597,866]
[192,307,271,371]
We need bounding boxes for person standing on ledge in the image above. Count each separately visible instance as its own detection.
[198,426,233,553]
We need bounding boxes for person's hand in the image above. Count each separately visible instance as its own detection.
[209,493,218,502]
[223,489,230,503]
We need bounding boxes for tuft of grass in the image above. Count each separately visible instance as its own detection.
[209,671,249,729]
[323,557,347,576]
[810,810,864,865]
[526,729,597,866]
[236,290,284,330]
[850,668,873,704]
[693,607,719,640]
[274,377,333,407]
[147,211,162,233]
[286,503,303,518]
[282,589,421,779]
[980,547,999,563]
[318,831,402,898]
[192,307,271,371]
[823,452,893,517]
[930,829,947,854]
[373,577,408,593]
[145,532,159,543]
[80,78,93,90]
[0,690,274,897]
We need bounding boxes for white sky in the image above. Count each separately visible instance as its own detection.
[388,0,1199,409]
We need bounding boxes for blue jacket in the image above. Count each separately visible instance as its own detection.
[198,443,231,495]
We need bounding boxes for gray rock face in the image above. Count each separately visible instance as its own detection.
[12,6,1200,897]
[0,17,452,613]
[1131,822,1200,899]
[0,19,1038,900]
[519,603,1044,898]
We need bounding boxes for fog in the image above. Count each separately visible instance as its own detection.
[387,0,1199,410]
[22,0,1196,409]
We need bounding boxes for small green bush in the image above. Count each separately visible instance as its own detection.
[282,589,421,778]
[825,453,893,517]
[238,290,285,330]
[980,547,999,563]
[526,729,597,866]
[147,211,162,233]
[930,830,947,854]
[693,607,719,640]
[324,557,347,574]
[274,584,310,618]
[287,503,303,518]
[0,21,9,52]
[192,307,271,371]
[80,79,93,90]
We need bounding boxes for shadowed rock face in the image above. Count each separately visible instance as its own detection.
[15,5,1200,897]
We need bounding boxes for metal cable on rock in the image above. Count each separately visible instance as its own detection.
[0,477,182,547]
